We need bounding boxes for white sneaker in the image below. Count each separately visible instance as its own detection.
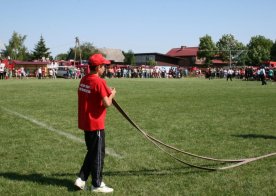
[92,182,114,193]
[74,177,86,190]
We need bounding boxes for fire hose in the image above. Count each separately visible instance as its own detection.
[112,99,276,171]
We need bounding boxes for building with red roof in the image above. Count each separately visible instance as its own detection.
[166,46,205,67]
[166,46,198,57]
[134,53,182,67]
[166,46,230,67]
[134,47,226,68]
[13,60,49,77]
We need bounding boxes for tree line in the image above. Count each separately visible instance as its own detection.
[198,34,276,66]
[1,31,276,66]
[0,32,101,62]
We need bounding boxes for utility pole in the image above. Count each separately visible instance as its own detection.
[74,37,82,66]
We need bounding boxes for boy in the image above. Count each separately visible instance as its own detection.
[75,53,116,193]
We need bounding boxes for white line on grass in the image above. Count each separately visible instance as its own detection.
[1,106,122,158]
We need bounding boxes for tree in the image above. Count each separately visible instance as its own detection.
[216,34,245,63]
[198,35,217,66]
[3,31,30,60]
[32,35,51,60]
[270,40,276,61]
[123,50,136,65]
[67,42,98,61]
[247,35,273,66]
[147,59,157,66]
[55,53,68,61]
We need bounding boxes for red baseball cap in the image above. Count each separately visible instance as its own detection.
[88,53,111,66]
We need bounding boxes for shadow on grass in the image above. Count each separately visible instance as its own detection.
[0,167,212,190]
[232,134,276,140]
[51,166,210,179]
[104,167,212,177]
[0,172,77,192]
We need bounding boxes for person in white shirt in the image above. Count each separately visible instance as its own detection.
[0,60,5,80]
[227,68,234,81]
[38,67,42,79]
[259,66,267,85]
[20,67,26,79]
[49,69,53,79]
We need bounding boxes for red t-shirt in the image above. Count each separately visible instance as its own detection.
[78,74,111,131]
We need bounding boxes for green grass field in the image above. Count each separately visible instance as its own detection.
[0,78,275,195]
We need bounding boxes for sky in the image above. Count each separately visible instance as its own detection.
[1,0,276,57]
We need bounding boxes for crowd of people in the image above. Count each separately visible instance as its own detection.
[103,65,275,83]
[104,66,185,79]
[0,65,29,80]
[204,66,275,82]
[0,66,51,80]
[0,58,275,83]
[0,64,84,80]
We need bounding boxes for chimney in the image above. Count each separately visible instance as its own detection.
[181,46,187,49]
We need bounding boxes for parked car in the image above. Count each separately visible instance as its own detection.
[56,66,76,78]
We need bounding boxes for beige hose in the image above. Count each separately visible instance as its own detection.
[112,99,276,170]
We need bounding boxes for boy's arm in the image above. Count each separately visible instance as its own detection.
[103,88,116,108]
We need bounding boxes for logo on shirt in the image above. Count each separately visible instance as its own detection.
[79,84,91,94]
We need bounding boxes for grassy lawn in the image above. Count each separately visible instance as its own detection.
[0,78,275,195]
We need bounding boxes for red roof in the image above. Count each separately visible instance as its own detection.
[13,60,49,65]
[211,59,228,64]
[166,46,198,57]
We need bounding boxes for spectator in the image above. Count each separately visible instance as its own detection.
[38,67,42,79]
[0,60,5,80]
[259,66,267,85]
[227,68,234,81]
